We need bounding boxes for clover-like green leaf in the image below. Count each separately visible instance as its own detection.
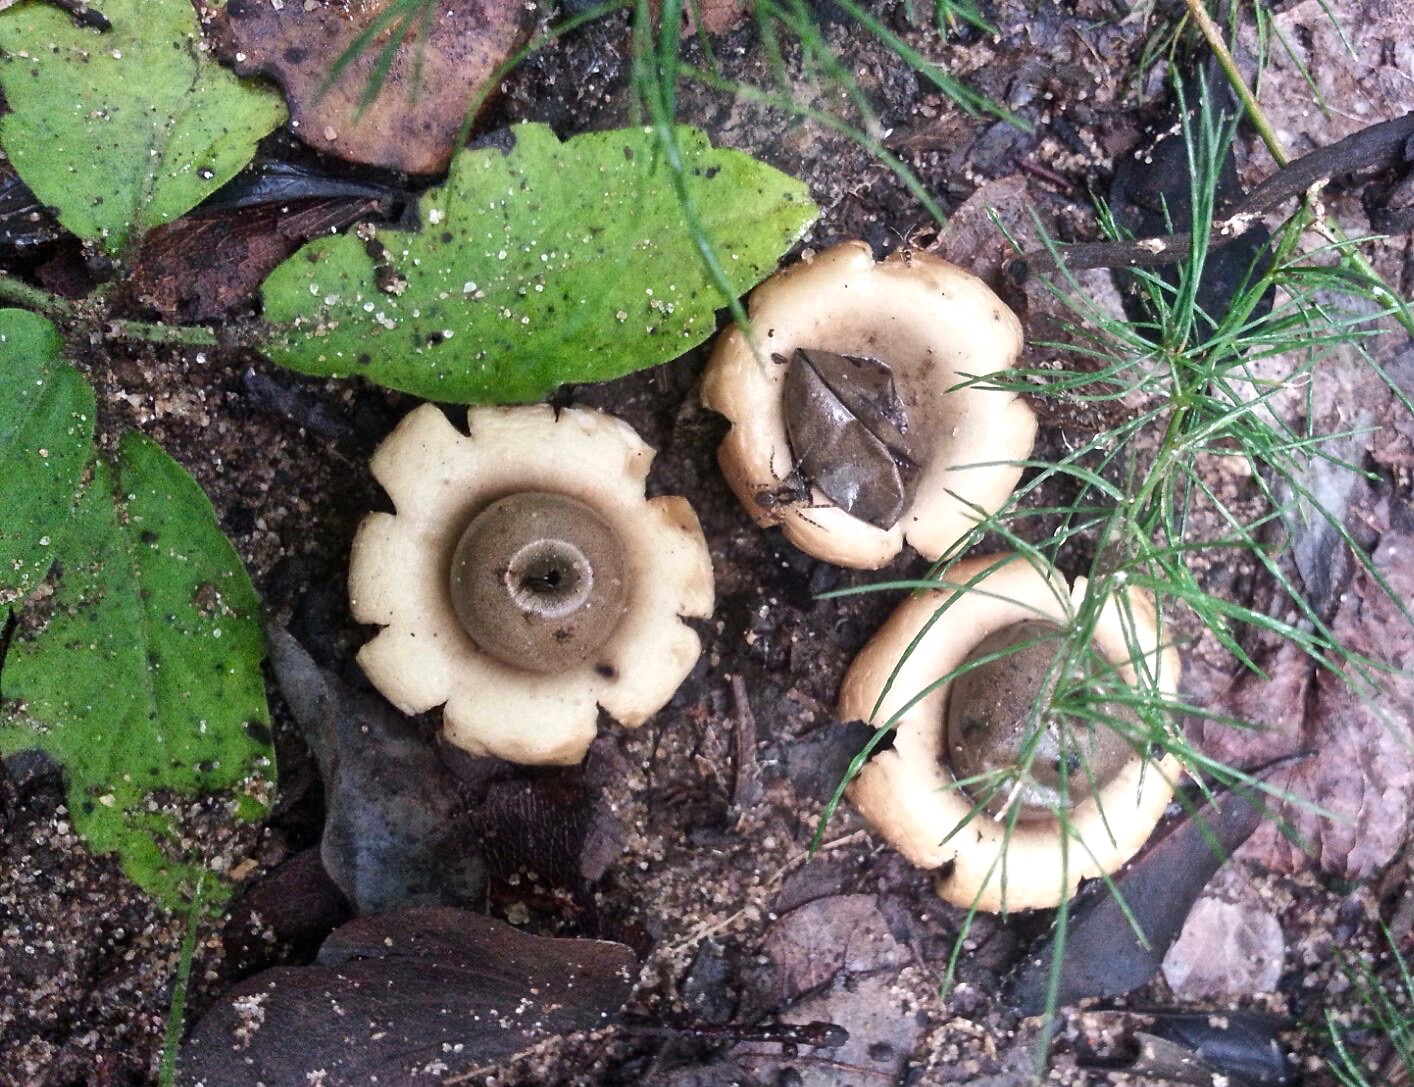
[0,0,287,255]
[262,124,817,402]
[0,432,272,907]
[0,309,94,603]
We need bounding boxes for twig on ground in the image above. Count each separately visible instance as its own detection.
[730,674,762,818]
[1006,111,1414,280]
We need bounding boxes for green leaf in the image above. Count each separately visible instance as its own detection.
[0,309,95,603]
[0,433,273,907]
[0,0,286,256]
[262,123,817,402]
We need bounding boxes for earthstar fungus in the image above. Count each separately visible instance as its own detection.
[702,241,1036,569]
[349,404,714,765]
[838,553,1180,912]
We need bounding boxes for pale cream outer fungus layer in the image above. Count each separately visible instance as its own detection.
[349,403,714,766]
[838,553,1181,912]
[702,241,1036,569]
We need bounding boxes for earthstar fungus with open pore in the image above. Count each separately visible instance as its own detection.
[349,403,714,765]
[702,240,1036,569]
[838,553,1180,912]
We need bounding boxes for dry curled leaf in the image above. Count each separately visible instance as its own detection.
[1161,895,1285,1000]
[221,0,535,173]
[727,895,917,1087]
[1108,65,1273,345]
[751,894,909,1011]
[782,348,919,529]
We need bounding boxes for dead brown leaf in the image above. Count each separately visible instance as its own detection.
[1372,341,1414,471]
[749,894,909,1014]
[130,198,382,320]
[220,0,535,174]
[935,173,1143,433]
[683,0,752,35]
[1239,0,1414,155]
[935,173,1034,283]
[733,896,921,1087]
[1201,497,1414,878]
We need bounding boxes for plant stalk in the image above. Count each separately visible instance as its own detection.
[0,275,78,321]
[0,274,220,347]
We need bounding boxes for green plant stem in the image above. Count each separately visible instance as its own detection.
[0,274,220,347]
[1184,0,1285,165]
[106,318,220,347]
[157,873,205,1087]
[0,274,76,321]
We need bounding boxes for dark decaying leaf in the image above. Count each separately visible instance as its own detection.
[1108,64,1274,344]
[220,0,535,174]
[0,163,64,247]
[264,625,486,914]
[477,774,624,887]
[130,198,385,321]
[1003,782,1267,1014]
[782,348,919,529]
[238,366,389,451]
[1146,1011,1292,1087]
[1362,113,1414,234]
[9,0,110,30]
[131,158,401,317]
[1014,112,1414,281]
[436,733,630,897]
[180,907,638,1086]
[202,159,404,213]
[783,719,884,803]
[1078,1010,1291,1087]
[1095,1033,1264,1087]
[222,848,351,969]
[1367,163,1414,234]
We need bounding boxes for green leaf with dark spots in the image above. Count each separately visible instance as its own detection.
[261,123,817,402]
[0,433,272,907]
[0,0,286,255]
[0,309,94,603]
